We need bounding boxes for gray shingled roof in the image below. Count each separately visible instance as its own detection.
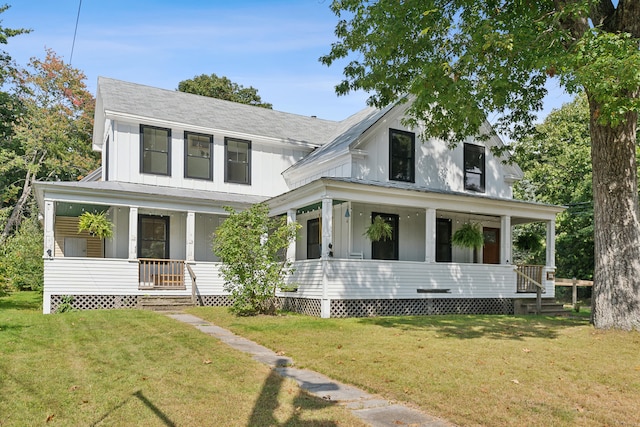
[36,180,266,206]
[285,104,395,172]
[96,77,343,146]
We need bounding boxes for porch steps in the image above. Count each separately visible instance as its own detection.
[138,296,194,312]
[515,298,571,316]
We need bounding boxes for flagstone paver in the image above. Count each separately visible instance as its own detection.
[168,313,454,427]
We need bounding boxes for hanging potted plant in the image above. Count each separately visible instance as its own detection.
[77,211,113,239]
[364,215,393,242]
[452,222,484,263]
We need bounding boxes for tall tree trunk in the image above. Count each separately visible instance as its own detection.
[588,94,640,330]
[0,168,35,246]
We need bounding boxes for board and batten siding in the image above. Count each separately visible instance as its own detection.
[108,120,310,197]
[54,216,104,257]
[352,118,514,198]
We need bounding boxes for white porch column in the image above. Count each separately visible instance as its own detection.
[425,208,436,263]
[186,211,195,262]
[321,198,333,319]
[286,209,297,262]
[500,215,512,265]
[43,200,55,258]
[546,219,556,268]
[321,198,333,259]
[128,207,138,260]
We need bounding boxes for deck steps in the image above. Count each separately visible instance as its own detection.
[515,298,571,316]
[138,296,194,312]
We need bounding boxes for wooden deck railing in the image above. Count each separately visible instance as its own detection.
[515,264,546,315]
[516,264,545,293]
[138,259,185,289]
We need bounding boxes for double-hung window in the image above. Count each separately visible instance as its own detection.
[389,129,415,182]
[140,125,171,176]
[184,131,213,180]
[464,143,485,192]
[225,137,251,184]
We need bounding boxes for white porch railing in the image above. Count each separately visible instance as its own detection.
[285,259,523,300]
[43,258,226,296]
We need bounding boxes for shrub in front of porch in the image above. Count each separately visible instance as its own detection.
[212,203,300,316]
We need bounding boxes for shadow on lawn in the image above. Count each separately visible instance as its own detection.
[91,390,176,427]
[248,368,340,427]
[358,315,590,340]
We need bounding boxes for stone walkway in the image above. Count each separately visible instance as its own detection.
[167,313,454,427]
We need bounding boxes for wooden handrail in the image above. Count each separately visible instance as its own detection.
[514,268,545,292]
[515,265,545,315]
[186,263,199,305]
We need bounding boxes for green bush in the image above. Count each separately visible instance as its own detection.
[0,215,44,292]
[212,203,300,316]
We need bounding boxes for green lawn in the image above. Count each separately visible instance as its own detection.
[188,306,640,427]
[0,292,366,427]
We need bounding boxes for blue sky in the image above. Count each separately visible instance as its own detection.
[3,0,570,122]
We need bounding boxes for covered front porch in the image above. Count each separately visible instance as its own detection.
[269,178,564,318]
[35,180,264,313]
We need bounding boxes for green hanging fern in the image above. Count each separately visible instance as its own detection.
[452,222,484,249]
[77,211,113,239]
[364,215,393,242]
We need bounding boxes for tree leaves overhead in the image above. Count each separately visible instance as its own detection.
[0,49,99,244]
[177,73,273,109]
[321,0,640,142]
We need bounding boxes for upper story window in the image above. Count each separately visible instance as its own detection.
[389,129,415,183]
[140,125,171,176]
[464,143,485,192]
[225,137,251,185]
[184,132,213,180]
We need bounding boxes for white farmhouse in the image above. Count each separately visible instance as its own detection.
[35,77,563,317]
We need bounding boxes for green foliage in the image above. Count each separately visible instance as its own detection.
[212,203,300,316]
[364,215,393,242]
[55,295,76,313]
[512,95,595,280]
[0,213,43,292]
[321,1,639,142]
[178,73,273,109]
[77,210,113,239]
[1,49,100,244]
[451,222,484,249]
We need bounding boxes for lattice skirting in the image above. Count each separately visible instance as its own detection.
[49,294,234,313]
[278,297,322,317]
[50,295,140,312]
[49,295,512,318]
[196,295,233,307]
[329,298,514,318]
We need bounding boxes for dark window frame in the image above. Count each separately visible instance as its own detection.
[224,137,251,185]
[371,212,399,260]
[138,214,170,259]
[389,128,415,183]
[463,143,485,193]
[140,124,171,176]
[435,218,452,262]
[307,218,321,259]
[184,131,213,180]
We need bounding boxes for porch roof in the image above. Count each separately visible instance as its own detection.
[267,177,565,222]
[34,180,266,215]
